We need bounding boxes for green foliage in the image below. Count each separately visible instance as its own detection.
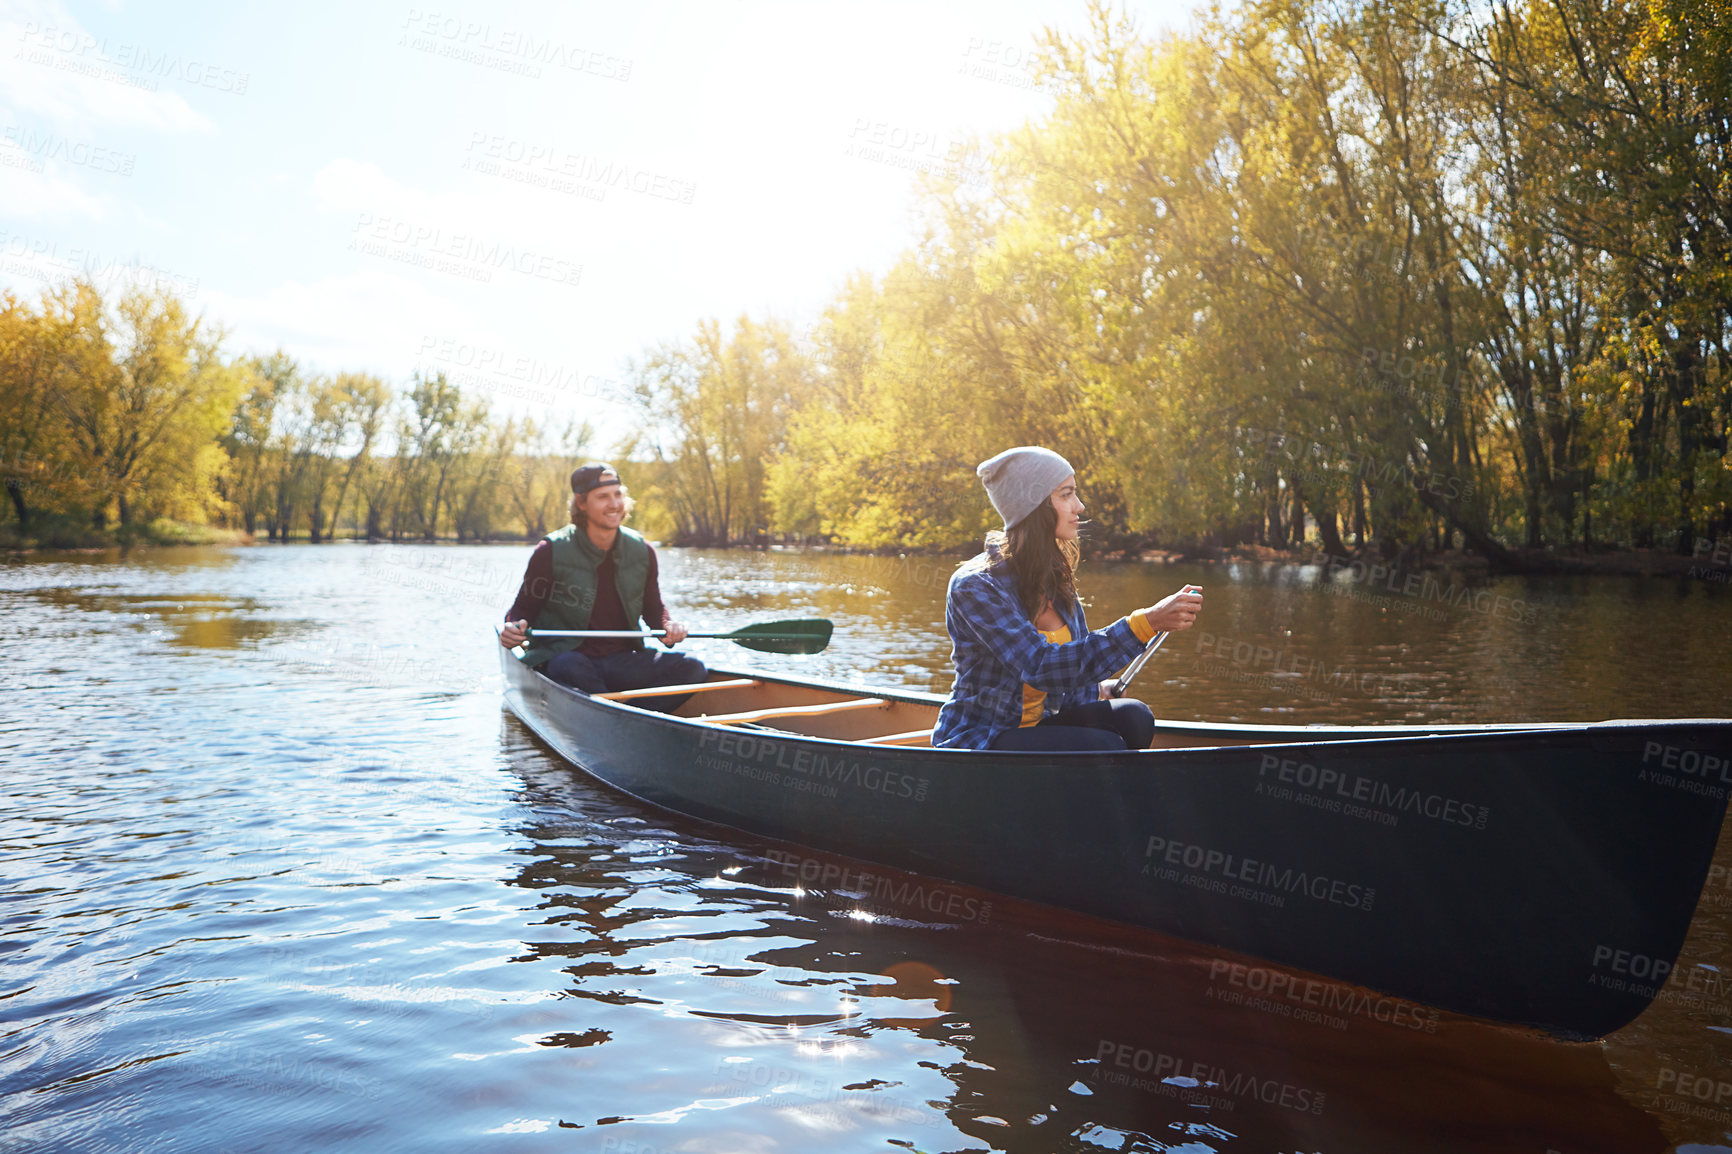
[655,0,1731,558]
[0,281,596,548]
[3,0,1726,559]
[629,316,813,545]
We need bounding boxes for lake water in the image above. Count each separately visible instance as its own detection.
[2,542,1729,1153]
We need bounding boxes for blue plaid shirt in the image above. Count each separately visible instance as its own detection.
[933,551,1155,750]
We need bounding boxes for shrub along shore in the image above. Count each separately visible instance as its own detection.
[3,1,1727,572]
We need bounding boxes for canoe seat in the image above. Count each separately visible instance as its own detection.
[600,678,761,702]
[859,728,935,746]
[701,698,890,726]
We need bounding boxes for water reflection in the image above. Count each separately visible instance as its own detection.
[18,588,290,648]
[502,712,1709,1153]
[2,542,1727,1154]
[654,547,1728,724]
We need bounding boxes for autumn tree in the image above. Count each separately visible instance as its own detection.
[631,316,813,544]
[52,283,244,530]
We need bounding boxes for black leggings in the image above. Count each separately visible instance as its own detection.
[988,698,1156,752]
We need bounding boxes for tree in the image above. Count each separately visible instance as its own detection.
[317,372,391,541]
[53,283,244,530]
[0,285,96,528]
[219,357,281,535]
[505,417,594,539]
[632,317,813,544]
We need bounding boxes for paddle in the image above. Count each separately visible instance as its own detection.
[522,617,833,655]
[1108,584,1201,698]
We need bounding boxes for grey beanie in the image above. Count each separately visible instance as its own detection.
[977,446,1074,529]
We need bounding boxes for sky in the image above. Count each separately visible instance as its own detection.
[0,0,1203,447]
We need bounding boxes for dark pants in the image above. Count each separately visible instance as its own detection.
[542,649,708,713]
[989,698,1156,752]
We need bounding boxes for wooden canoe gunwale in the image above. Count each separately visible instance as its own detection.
[616,661,1644,749]
[500,649,1732,1038]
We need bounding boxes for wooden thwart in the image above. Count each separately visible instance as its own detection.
[701,698,890,726]
[599,678,761,702]
[859,728,935,746]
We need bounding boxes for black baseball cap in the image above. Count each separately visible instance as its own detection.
[570,463,621,495]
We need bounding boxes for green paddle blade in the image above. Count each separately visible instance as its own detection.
[718,617,833,655]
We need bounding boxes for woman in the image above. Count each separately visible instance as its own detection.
[933,446,1202,751]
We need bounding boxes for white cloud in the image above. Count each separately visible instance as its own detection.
[0,0,213,134]
[310,158,430,218]
[0,154,105,218]
[202,267,472,373]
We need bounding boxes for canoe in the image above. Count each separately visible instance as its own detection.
[498,648,1732,1039]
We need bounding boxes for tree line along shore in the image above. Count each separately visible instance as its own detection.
[2,0,1727,575]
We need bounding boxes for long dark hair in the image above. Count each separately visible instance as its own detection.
[986,498,1080,619]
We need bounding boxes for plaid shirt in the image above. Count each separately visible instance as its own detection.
[933,550,1155,750]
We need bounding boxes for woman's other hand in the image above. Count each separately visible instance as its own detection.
[500,619,528,648]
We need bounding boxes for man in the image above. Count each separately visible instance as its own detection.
[499,463,706,709]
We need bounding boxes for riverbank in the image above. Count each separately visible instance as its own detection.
[8,523,1726,583]
[1119,542,1726,580]
[0,524,538,553]
[0,518,256,553]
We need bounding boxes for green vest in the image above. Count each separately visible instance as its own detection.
[516,524,651,668]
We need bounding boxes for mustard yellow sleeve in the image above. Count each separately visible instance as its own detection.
[1127,610,1158,643]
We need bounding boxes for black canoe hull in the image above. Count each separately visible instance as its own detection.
[500,651,1732,1038]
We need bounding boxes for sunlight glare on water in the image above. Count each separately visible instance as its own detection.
[1,542,1727,1153]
